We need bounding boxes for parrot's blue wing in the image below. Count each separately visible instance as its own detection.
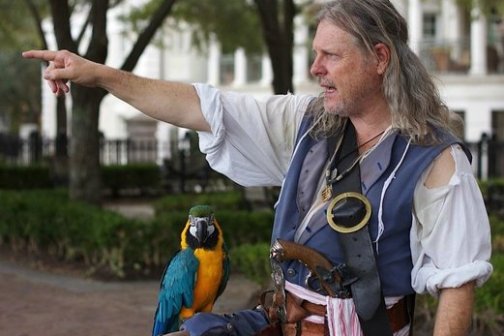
[216,243,230,300]
[152,248,199,336]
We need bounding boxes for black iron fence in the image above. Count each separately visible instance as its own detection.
[0,133,162,166]
[1,132,504,179]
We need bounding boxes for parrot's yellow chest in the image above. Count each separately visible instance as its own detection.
[179,247,225,318]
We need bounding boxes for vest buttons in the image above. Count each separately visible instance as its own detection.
[287,268,297,277]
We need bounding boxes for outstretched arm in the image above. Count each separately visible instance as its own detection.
[22,49,211,132]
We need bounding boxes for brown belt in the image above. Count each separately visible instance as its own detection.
[281,292,410,336]
[283,319,327,336]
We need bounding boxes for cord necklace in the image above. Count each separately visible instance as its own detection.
[321,129,385,202]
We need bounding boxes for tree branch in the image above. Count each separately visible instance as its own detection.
[84,0,109,63]
[121,0,177,72]
[48,0,77,52]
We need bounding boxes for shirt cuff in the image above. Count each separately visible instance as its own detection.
[412,260,493,297]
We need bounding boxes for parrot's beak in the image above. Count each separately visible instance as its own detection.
[195,219,209,243]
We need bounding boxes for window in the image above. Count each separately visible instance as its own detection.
[219,54,235,85]
[422,13,437,38]
[246,54,262,83]
[492,110,504,140]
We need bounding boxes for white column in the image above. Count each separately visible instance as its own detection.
[261,54,273,86]
[442,0,464,59]
[470,4,487,75]
[233,48,247,86]
[293,17,309,85]
[207,36,221,86]
[408,0,423,55]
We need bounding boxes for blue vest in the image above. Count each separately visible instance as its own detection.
[272,116,465,296]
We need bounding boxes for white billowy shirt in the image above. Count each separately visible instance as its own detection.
[194,83,493,296]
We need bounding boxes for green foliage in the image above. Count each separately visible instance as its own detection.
[0,190,180,278]
[476,254,504,313]
[0,0,47,131]
[101,164,162,196]
[0,189,274,279]
[123,0,263,54]
[473,253,504,334]
[0,0,47,50]
[478,178,504,197]
[230,243,271,286]
[0,165,52,189]
[490,214,504,236]
[455,0,504,15]
[0,164,164,194]
[153,191,249,214]
[0,52,42,130]
[154,191,274,248]
[217,210,273,248]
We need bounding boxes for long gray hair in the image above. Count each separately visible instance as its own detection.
[310,0,453,144]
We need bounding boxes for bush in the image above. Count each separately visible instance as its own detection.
[230,243,271,286]
[0,190,274,279]
[102,164,162,197]
[0,164,163,196]
[0,165,52,189]
[473,254,504,334]
[153,190,248,214]
[479,178,504,216]
[153,191,274,249]
[0,190,180,278]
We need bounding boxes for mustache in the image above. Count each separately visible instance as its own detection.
[319,78,335,87]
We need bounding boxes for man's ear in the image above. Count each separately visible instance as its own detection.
[374,43,390,75]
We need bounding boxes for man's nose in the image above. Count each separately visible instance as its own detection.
[310,56,326,77]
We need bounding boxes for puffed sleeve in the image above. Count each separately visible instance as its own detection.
[410,145,493,297]
[193,83,313,187]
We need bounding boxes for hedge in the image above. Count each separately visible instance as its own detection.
[0,165,52,189]
[0,189,274,279]
[0,164,162,196]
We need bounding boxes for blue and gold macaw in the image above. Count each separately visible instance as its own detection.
[152,205,230,336]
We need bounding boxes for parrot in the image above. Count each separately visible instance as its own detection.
[152,205,230,336]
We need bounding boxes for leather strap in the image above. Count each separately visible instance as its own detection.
[327,121,393,336]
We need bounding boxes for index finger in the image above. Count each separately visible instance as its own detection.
[22,50,58,62]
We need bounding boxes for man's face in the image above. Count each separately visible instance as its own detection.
[310,20,382,117]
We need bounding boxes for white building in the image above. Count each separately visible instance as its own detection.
[40,0,504,168]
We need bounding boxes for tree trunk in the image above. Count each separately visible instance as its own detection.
[52,95,69,186]
[69,86,104,205]
[254,0,295,94]
[46,0,176,205]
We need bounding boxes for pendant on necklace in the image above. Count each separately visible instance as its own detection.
[321,184,332,202]
[322,168,337,202]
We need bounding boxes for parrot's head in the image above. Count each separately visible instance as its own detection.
[182,205,222,250]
